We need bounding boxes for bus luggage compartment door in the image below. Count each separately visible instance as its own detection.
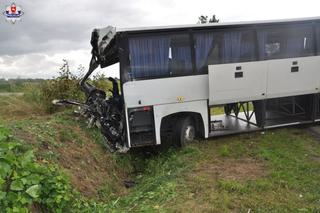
[208,61,268,105]
[266,56,320,99]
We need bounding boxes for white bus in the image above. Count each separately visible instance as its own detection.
[56,17,320,152]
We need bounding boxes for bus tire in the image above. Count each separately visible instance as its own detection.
[174,116,195,147]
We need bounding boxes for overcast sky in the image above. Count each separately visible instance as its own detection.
[0,0,320,79]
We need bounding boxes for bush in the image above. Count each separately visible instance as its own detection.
[16,60,115,114]
[39,60,85,113]
[0,125,77,212]
[23,82,42,105]
[38,60,113,113]
[40,78,83,113]
[21,77,82,114]
[91,72,113,97]
[0,60,118,117]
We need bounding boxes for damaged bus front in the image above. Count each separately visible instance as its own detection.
[54,26,129,152]
[54,24,209,153]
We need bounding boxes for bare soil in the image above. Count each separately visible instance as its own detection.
[190,157,267,182]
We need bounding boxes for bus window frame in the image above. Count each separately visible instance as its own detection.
[119,20,320,83]
[191,26,259,72]
[255,23,316,60]
[125,31,196,81]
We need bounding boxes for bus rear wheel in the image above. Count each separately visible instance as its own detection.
[174,116,195,147]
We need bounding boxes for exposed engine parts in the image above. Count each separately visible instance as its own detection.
[53,27,128,153]
[53,76,127,153]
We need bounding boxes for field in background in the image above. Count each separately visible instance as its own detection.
[0,79,44,93]
[1,83,320,212]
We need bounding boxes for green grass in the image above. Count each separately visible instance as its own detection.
[95,128,320,212]
[2,96,320,212]
[211,106,225,115]
[218,144,231,157]
[107,146,202,212]
[0,79,43,93]
[210,102,254,115]
[165,129,320,212]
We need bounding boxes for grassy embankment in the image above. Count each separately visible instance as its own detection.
[0,91,320,212]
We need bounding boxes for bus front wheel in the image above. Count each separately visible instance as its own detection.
[174,116,195,147]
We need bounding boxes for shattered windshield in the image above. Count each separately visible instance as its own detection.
[91,26,119,68]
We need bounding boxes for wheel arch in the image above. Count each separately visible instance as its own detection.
[160,111,205,139]
[153,100,209,145]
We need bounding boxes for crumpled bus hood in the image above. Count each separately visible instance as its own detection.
[90,26,118,68]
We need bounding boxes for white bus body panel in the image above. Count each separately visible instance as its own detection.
[123,75,209,146]
[123,75,208,107]
[118,16,320,33]
[209,56,320,105]
[209,61,268,105]
[266,56,320,98]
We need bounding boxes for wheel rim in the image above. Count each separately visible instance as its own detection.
[184,125,195,142]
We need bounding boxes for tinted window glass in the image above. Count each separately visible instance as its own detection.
[128,34,192,79]
[194,30,256,72]
[257,25,314,60]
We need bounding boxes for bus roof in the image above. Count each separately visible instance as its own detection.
[117,16,320,33]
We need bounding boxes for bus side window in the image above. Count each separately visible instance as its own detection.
[194,30,256,72]
[128,34,192,79]
[129,36,171,79]
[220,31,256,64]
[194,32,215,72]
[257,25,314,60]
[168,34,193,75]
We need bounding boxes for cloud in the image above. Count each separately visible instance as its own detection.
[0,50,119,79]
[0,0,150,56]
[0,0,320,78]
[0,0,150,78]
[0,54,59,79]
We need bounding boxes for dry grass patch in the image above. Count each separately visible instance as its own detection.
[192,158,267,182]
[0,96,44,120]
